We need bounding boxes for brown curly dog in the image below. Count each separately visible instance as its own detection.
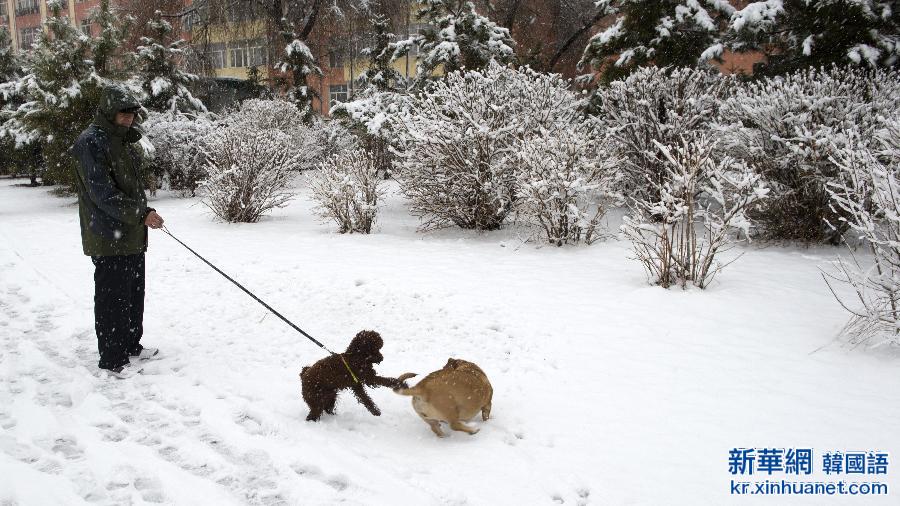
[300,330,404,422]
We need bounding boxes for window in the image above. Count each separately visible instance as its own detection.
[229,45,248,68]
[15,0,39,16]
[225,3,244,23]
[329,50,343,69]
[208,43,225,69]
[18,26,40,49]
[329,84,348,106]
[407,23,427,56]
[182,11,200,32]
[248,41,267,66]
[80,19,92,36]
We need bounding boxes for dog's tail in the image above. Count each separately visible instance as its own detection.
[393,372,419,395]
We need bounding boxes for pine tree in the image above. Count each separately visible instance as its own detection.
[90,0,130,78]
[0,28,18,85]
[134,11,206,114]
[0,28,23,177]
[391,0,516,85]
[579,0,735,82]
[8,0,102,187]
[0,28,21,109]
[334,15,406,176]
[277,22,323,122]
[726,0,899,76]
[359,15,403,92]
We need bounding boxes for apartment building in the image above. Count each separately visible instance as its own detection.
[0,0,107,51]
[181,4,429,116]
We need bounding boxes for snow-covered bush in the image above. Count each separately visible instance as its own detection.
[392,64,519,230]
[200,126,300,223]
[392,61,586,231]
[143,112,214,196]
[717,65,899,243]
[515,121,622,246]
[591,66,731,202]
[824,117,900,345]
[622,135,768,289]
[332,89,409,176]
[220,98,354,172]
[308,150,384,233]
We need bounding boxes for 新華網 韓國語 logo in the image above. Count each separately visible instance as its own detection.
[728,448,889,496]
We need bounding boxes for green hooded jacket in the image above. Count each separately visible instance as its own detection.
[71,85,154,257]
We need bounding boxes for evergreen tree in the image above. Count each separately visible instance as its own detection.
[726,0,899,76]
[7,0,102,187]
[134,11,206,114]
[333,15,407,176]
[0,28,18,85]
[277,22,323,122]
[0,28,23,177]
[0,28,21,109]
[579,0,735,82]
[90,0,130,78]
[391,0,516,85]
[359,15,403,92]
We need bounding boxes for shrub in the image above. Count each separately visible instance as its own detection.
[308,150,384,233]
[200,126,300,223]
[621,135,768,289]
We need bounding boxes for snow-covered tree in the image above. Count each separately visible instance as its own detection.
[0,28,20,177]
[621,135,768,289]
[278,33,323,122]
[725,0,899,76]
[579,0,736,82]
[590,66,732,202]
[308,150,384,233]
[2,0,103,187]
[201,126,301,223]
[0,28,19,90]
[515,119,622,246]
[333,15,407,176]
[359,14,404,92]
[134,11,206,114]
[716,65,899,243]
[824,117,900,345]
[391,0,516,86]
[89,0,131,78]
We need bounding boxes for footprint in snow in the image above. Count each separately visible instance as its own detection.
[290,462,351,492]
[50,436,85,461]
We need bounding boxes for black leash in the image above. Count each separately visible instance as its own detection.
[161,225,360,383]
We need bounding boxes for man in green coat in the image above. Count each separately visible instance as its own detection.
[71,84,165,379]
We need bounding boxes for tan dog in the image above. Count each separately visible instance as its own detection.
[394,358,493,437]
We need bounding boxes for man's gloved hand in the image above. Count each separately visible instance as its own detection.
[145,210,164,229]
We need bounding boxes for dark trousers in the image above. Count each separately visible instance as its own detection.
[92,253,145,369]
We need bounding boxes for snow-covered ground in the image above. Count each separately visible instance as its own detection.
[1,177,898,505]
